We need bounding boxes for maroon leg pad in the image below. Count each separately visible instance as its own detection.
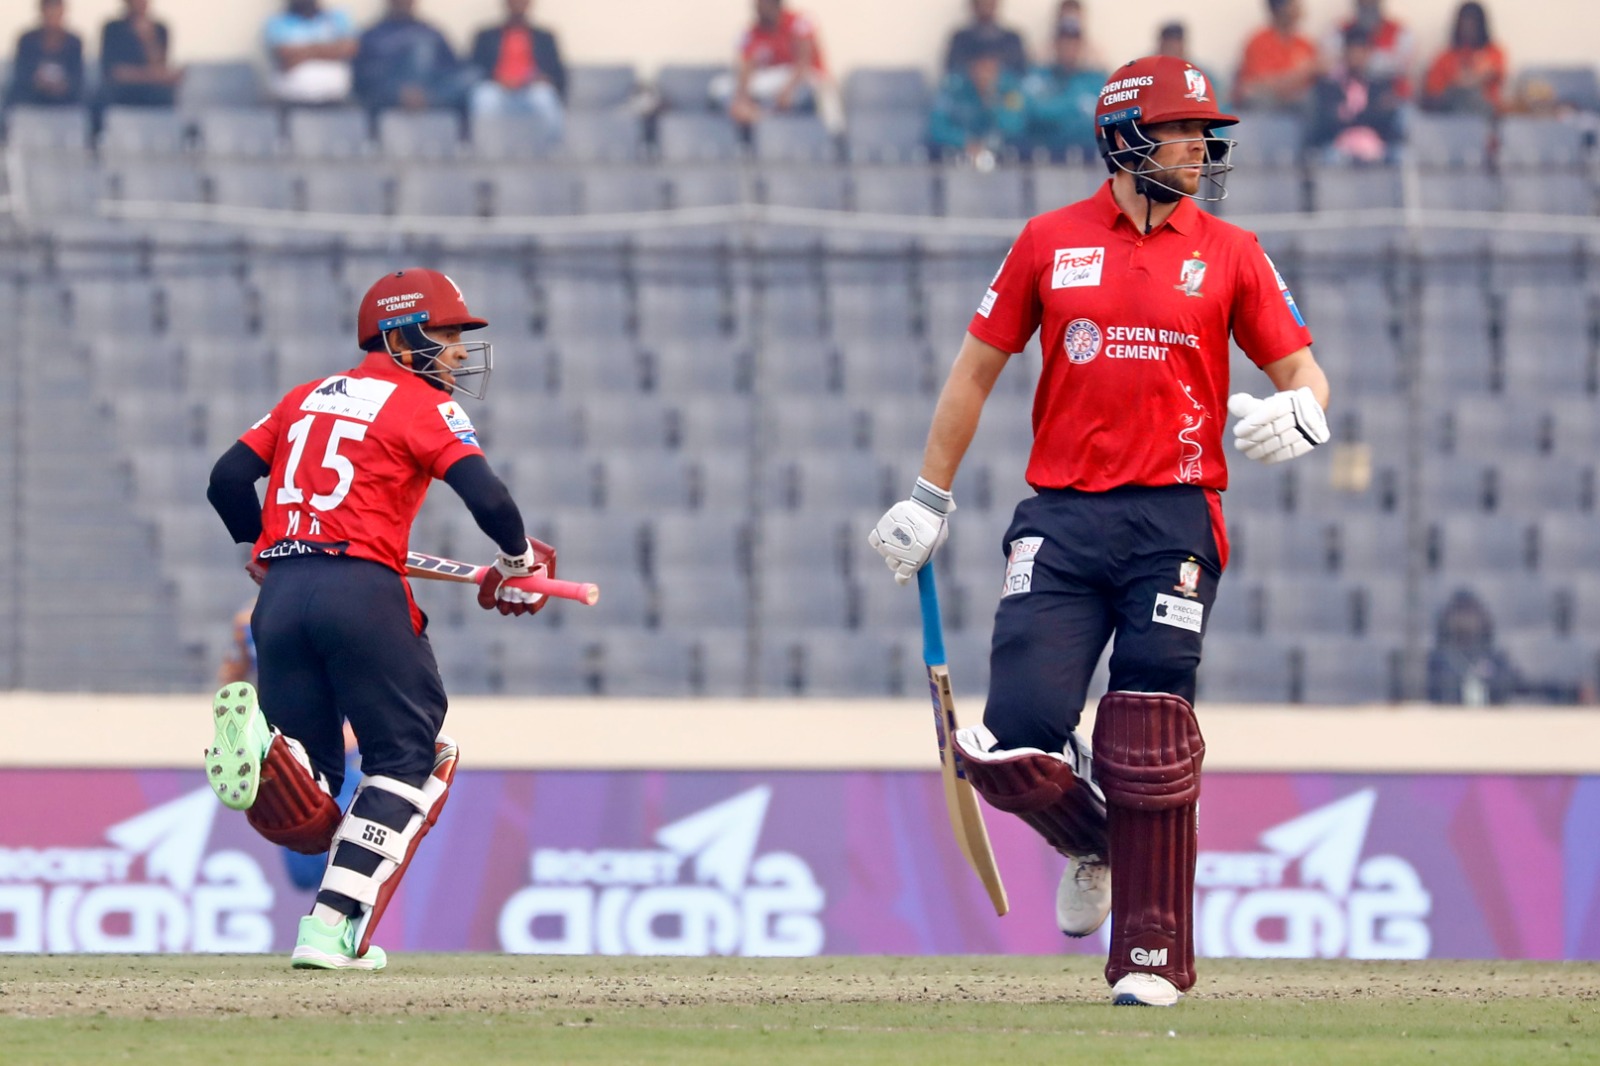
[246,736,341,855]
[953,733,1108,858]
[1092,691,1204,993]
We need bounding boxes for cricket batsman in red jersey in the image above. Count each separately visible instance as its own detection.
[870,55,1331,1006]
[204,269,554,969]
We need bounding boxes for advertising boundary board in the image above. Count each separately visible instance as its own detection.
[3,766,1597,960]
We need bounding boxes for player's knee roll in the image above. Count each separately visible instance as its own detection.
[1091,691,1205,811]
[246,735,342,854]
[954,730,1108,858]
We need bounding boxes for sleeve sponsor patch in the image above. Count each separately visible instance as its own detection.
[1264,253,1307,328]
[1152,593,1204,633]
[437,401,480,446]
[978,287,999,318]
[1002,536,1043,597]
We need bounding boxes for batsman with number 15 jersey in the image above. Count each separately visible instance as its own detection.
[870,55,1331,1006]
[205,269,555,970]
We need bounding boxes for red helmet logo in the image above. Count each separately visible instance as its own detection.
[357,268,488,349]
[1094,55,1239,132]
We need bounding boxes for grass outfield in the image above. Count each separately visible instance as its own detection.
[2,956,1597,1065]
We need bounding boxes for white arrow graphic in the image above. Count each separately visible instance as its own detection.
[1257,789,1377,899]
[104,787,219,893]
[654,787,771,893]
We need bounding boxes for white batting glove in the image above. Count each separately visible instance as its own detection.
[868,478,955,586]
[1228,387,1329,465]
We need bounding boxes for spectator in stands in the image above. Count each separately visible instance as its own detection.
[469,0,567,137]
[99,0,181,108]
[1234,0,1319,111]
[1055,1,1105,69]
[1421,2,1505,115]
[1325,0,1412,98]
[353,0,466,113]
[946,0,1028,78]
[1427,589,1522,704]
[6,0,85,108]
[713,0,840,132]
[1155,21,1226,112]
[1022,21,1105,160]
[264,0,357,106]
[928,41,1027,164]
[1307,24,1403,163]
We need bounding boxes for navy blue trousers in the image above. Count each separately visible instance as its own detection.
[983,486,1223,754]
[252,555,446,791]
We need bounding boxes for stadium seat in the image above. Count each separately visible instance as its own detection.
[1502,173,1595,216]
[851,166,937,215]
[581,166,668,212]
[1498,116,1589,168]
[566,64,639,111]
[1226,112,1304,166]
[761,165,849,210]
[843,112,929,164]
[1032,164,1106,211]
[1223,168,1307,215]
[1495,458,1594,515]
[298,164,390,214]
[836,338,935,396]
[757,341,839,396]
[553,339,649,394]
[597,632,714,697]
[752,114,835,163]
[656,571,751,629]
[1425,574,1560,634]
[394,168,483,217]
[1406,113,1493,168]
[105,160,205,205]
[194,108,282,158]
[758,570,854,628]
[285,107,372,159]
[488,167,582,215]
[71,278,163,336]
[499,631,603,695]
[651,340,752,395]
[1427,514,1537,573]
[4,106,92,152]
[1499,633,1598,701]
[1312,165,1402,211]
[377,110,462,160]
[766,452,893,511]
[540,277,632,338]
[561,112,646,162]
[186,340,277,399]
[655,64,724,110]
[843,68,929,114]
[647,513,752,578]
[469,112,560,160]
[673,397,758,450]
[1294,637,1400,704]
[759,628,906,696]
[165,276,257,337]
[1515,65,1600,112]
[175,61,264,112]
[666,165,746,207]
[942,166,1028,220]
[100,108,188,158]
[657,113,742,162]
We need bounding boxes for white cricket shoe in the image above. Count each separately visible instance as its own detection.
[1112,972,1182,1007]
[1055,853,1111,937]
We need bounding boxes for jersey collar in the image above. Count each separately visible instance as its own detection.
[1093,179,1199,237]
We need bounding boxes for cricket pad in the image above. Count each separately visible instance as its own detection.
[1093,690,1205,992]
[246,736,341,854]
[953,732,1108,859]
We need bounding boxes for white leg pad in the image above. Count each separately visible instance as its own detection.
[318,774,445,909]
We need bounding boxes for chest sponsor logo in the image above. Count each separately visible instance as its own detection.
[437,401,479,447]
[1153,592,1203,633]
[1002,536,1043,597]
[497,787,825,957]
[1064,318,1103,364]
[1052,247,1105,289]
[1176,253,1208,298]
[300,375,398,423]
[1196,790,1431,960]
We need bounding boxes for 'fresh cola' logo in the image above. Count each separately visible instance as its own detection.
[498,787,825,956]
[1195,790,1432,959]
[0,789,274,953]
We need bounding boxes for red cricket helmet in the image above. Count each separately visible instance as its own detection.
[357,268,494,399]
[357,268,488,351]
[1094,55,1239,202]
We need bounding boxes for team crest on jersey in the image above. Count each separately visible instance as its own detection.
[301,375,397,423]
[1183,68,1210,103]
[437,401,479,446]
[1174,558,1202,599]
[1176,253,1208,297]
[1064,318,1103,364]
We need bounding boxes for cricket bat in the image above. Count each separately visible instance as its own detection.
[917,565,1009,917]
[405,551,600,606]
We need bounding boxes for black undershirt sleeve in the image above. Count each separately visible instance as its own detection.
[206,441,269,545]
[442,454,527,557]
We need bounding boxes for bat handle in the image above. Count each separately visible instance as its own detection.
[917,566,946,668]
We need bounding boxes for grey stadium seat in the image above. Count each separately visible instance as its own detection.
[843,68,929,114]
[165,275,256,337]
[766,453,893,512]
[105,160,205,204]
[1502,173,1594,216]
[655,64,723,111]
[1495,459,1594,516]
[394,167,483,216]
[674,397,758,450]
[1294,637,1400,704]
[539,277,631,338]
[752,114,835,163]
[1427,514,1536,573]
[760,399,872,452]
[650,340,751,395]
[99,107,188,157]
[5,105,92,151]
[470,112,560,160]
[561,112,645,163]
[1222,168,1307,215]
[760,629,906,697]
[757,341,839,396]
[762,166,849,210]
[1312,165,1402,211]
[552,339,648,394]
[194,108,282,158]
[1226,112,1304,166]
[942,167,1028,220]
[566,64,638,110]
[647,513,752,578]
[581,166,669,212]
[499,631,603,696]
[843,112,929,164]
[656,571,751,629]
[1498,116,1589,168]
[666,165,746,208]
[378,109,462,160]
[1032,165,1106,212]
[837,339,935,396]
[757,571,854,629]
[852,165,937,214]
[488,168,581,215]
[1405,113,1492,168]
[657,112,742,162]
[1425,576,1561,635]
[286,107,372,158]
[176,61,264,111]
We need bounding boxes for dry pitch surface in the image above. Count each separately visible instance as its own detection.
[3,955,1598,1065]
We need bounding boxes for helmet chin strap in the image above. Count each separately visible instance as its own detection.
[1133,169,1182,236]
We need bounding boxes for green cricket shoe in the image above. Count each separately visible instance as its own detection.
[206,682,272,810]
[291,915,387,971]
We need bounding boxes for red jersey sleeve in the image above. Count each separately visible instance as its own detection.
[407,395,487,479]
[237,401,283,463]
[966,222,1044,354]
[1230,239,1314,368]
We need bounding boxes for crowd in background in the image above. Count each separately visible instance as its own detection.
[3,0,1592,162]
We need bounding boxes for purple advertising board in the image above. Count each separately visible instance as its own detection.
[2,769,1597,959]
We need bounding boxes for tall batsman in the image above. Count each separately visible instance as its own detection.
[869,56,1329,1006]
[206,269,556,970]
